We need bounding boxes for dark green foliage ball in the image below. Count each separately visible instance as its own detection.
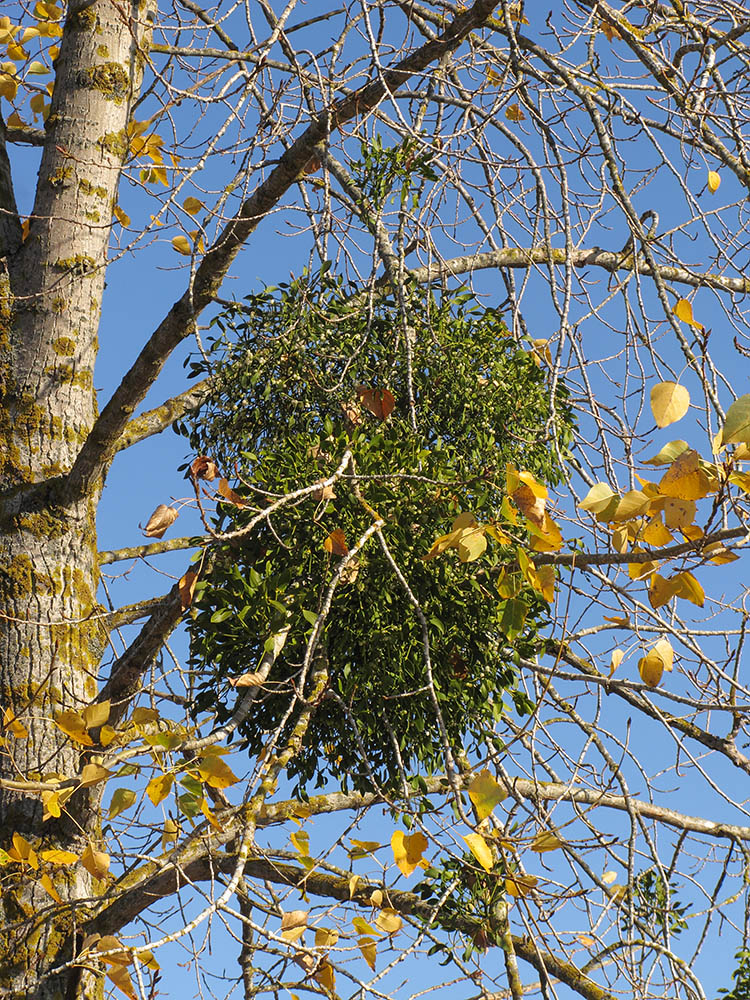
[185,270,573,793]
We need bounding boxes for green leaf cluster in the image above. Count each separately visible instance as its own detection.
[184,268,573,792]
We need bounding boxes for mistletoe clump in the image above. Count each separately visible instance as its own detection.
[184,270,573,793]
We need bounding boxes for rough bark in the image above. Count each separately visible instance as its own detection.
[0,1,153,996]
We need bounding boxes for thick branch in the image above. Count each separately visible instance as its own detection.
[91,854,614,1000]
[533,526,747,568]
[95,585,183,726]
[0,114,22,259]
[115,378,214,454]
[61,0,508,503]
[99,536,205,566]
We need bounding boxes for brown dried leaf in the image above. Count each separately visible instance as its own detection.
[190,455,219,481]
[142,504,179,539]
[324,528,349,556]
[357,386,396,421]
[178,570,199,610]
[228,671,265,688]
[217,478,247,508]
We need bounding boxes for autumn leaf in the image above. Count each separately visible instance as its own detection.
[217,477,247,507]
[82,700,110,730]
[423,512,486,563]
[505,103,525,122]
[352,916,378,936]
[642,440,689,466]
[463,832,494,872]
[178,569,199,610]
[391,829,428,876]
[108,787,137,819]
[54,709,94,746]
[707,170,721,193]
[146,772,174,806]
[721,395,750,445]
[290,829,310,857]
[280,909,307,942]
[658,449,711,500]
[39,872,62,903]
[375,908,403,934]
[531,830,563,853]
[79,763,112,788]
[673,298,704,331]
[650,381,690,428]
[142,504,179,539]
[40,848,78,865]
[358,936,377,970]
[3,707,28,739]
[171,235,191,255]
[505,873,538,897]
[662,497,696,530]
[357,386,395,421]
[313,960,335,994]
[579,482,618,520]
[468,769,507,820]
[648,573,679,609]
[323,528,348,556]
[183,196,204,215]
[190,455,220,481]
[315,927,339,948]
[197,754,239,789]
[81,843,110,879]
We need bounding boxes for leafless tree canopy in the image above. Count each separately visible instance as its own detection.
[3,2,750,999]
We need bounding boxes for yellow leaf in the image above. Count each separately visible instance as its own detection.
[146,773,174,806]
[672,570,705,607]
[650,381,690,428]
[348,839,381,858]
[579,483,618,519]
[610,490,652,523]
[21,26,41,41]
[352,916,378,936]
[162,818,180,850]
[704,542,739,565]
[27,60,49,75]
[113,204,130,227]
[9,832,38,869]
[638,649,664,688]
[369,888,383,906]
[721,394,750,445]
[391,830,428,877]
[197,754,239,789]
[530,830,563,853]
[505,873,538,897]
[100,725,117,747]
[108,787,136,820]
[505,103,525,122]
[673,298,703,331]
[348,874,360,898]
[643,440,689,466]
[358,936,377,970]
[652,637,674,671]
[82,700,110,730]
[290,829,310,857]
[315,927,339,948]
[79,763,112,788]
[183,196,204,215]
[39,872,62,903]
[628,552,659,580]
[280,909,307,942]
[602,870,618,884]
[171,235,192,255]
[467,769,507,821]
[40,849,78,865]
[528,513,563,552]
[641,514,673,547]
[313,959,335,994]
[662,498,696,530]
[54,710,93,746]
[106,966,136,1000]
[658,449,711,500]
[648,573,679,609]
[375,908,403,934]
[81,843,110,879]
[3,707,28,739]
[708,170,721,193]
[463,832,494,872]
[609,649,624,677]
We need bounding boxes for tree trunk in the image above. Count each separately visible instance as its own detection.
[0,2,151,996]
